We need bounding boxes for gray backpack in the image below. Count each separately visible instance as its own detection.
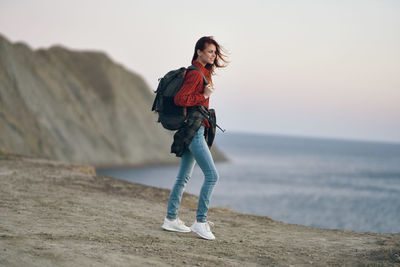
[151,65,208,130]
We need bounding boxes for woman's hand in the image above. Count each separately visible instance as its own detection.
[203,84,214,99]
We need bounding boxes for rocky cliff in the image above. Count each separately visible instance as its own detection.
[0,34,228,168]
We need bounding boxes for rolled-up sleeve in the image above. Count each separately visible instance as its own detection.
[174,70,207,107]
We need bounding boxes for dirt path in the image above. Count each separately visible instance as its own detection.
[1,152,399,266]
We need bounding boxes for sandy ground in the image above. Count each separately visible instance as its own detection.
[1,152,399,266]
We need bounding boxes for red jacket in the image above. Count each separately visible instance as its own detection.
[174,60,211,128]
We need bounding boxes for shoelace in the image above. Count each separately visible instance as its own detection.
[205,221,214,232]
[176,218,186,225]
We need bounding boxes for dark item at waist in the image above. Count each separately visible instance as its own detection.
[171,106,217,157]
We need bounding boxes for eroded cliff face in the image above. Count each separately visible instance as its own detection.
[0,34,228,167]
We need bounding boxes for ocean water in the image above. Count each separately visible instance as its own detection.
[97,132,400,234]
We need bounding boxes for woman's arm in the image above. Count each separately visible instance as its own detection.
[174,70,207,107]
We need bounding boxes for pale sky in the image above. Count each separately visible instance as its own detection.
[1,0,399,143]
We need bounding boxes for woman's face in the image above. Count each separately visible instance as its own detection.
[198,43,216,65]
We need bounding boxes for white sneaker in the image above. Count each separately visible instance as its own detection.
[190,220,215,240]
[161,217,191,232]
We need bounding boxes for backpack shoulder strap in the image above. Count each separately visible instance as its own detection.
[187,65,209,86]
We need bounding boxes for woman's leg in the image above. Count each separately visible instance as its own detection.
[166,148,196,219]
[188,126,219,223]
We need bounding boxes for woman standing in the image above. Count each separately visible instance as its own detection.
[161,36,228,240]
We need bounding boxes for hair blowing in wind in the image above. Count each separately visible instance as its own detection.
[191,36,230,82]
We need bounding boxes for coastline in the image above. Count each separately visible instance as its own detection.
[1,151,399,266]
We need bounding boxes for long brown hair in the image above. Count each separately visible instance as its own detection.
[191,36,229,84]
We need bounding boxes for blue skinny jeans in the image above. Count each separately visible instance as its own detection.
[166,125,219,223]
